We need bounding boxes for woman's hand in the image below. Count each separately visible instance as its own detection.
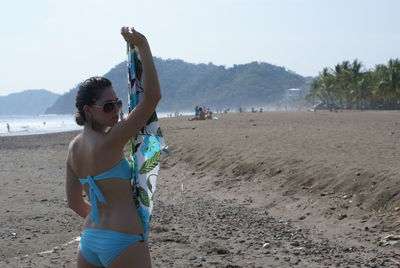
[107,26,161,149]
[121,26,148,49]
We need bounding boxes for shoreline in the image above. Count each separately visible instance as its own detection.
[0,129,81,138]
[0,112,194,137]
[2,109,400,138]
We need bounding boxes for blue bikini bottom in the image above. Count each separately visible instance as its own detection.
[79,228,147,267]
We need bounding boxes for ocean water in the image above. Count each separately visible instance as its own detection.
[0,112,192,137]
[0,114,81,136]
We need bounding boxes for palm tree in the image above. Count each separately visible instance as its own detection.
[334,61,352,108]
[376,59,400,109]
[307,58,400,110]
[307,67,336,108]
[349,60,363,109]
[386,59,400,108]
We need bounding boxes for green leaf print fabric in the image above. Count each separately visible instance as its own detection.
[127,43,167,235]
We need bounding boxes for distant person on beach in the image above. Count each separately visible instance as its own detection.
[206,110,213,119]
[189,107,206,121]
[199,107,205,120]
[66,26,159,268]
[6,123,10,132]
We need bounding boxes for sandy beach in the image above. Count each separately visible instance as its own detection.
[1,111,400,267]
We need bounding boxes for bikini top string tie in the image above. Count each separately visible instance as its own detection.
[83,175,106,223]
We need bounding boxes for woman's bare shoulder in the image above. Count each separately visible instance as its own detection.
[67,133,83,160]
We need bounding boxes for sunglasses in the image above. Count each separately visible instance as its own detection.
[92,99,122,113]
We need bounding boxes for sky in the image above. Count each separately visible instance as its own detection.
[0,0,399,96]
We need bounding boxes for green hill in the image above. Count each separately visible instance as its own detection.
[46,58,308,114]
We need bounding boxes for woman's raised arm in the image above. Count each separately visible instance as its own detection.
[106,27,161,149]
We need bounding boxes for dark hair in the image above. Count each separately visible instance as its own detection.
[75,76,112,126]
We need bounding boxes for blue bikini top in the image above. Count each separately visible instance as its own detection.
[79,158,132,223]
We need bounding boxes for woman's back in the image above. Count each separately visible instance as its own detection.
[69,132,143,234]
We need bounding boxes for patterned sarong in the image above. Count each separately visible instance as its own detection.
[127,43,167,235]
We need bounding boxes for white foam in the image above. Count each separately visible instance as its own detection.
[0,114,81,136]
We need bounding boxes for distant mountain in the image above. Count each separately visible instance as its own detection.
[46,58,309,114]
[0,90,60,115]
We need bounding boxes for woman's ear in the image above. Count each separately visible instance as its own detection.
[83,104,92,118]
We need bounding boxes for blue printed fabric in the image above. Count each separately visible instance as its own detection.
[126,43,167,235]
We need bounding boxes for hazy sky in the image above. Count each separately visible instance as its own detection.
[0,0,399,96]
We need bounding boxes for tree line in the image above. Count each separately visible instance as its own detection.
[306,59,400,110]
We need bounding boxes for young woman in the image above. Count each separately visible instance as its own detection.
[65,26,160,268]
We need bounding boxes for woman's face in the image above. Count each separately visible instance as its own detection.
[90,87,121,128]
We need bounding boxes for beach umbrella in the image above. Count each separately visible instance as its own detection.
[127,43,167,235]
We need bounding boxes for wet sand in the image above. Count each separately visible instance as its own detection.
[1,111,400,267]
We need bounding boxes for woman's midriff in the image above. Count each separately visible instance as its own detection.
[82,180,144,235]
[83,204,144,234]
